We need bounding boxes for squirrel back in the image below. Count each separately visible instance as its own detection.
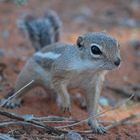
[17,10,62,51]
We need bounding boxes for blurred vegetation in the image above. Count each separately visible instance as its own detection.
[2,0,27,5]
[13,0,27,5]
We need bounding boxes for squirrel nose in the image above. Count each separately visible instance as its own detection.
[114,58,121,66]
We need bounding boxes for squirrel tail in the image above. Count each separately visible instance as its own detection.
[17,10,62,51]
[44,10,62,42]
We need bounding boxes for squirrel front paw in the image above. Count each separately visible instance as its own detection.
[60,104,71,112]
[1,98,21,109]
[59,100,71,112]
[57,96,71,112]
[88,119,106,134]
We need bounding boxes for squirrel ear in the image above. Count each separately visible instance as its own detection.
[77,36,84,49]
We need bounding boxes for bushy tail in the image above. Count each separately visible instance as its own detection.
[44,10,62,42]
[17,10,62,51]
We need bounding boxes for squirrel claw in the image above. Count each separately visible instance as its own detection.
[88,119,106,134]
[61,106,71,113]
[91,124,106,134]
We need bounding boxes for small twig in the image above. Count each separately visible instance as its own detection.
[130,84,140,91]
[0,133,16,140]
[105,113,137,130]
[7,134,65,139]
[0,121,39,128]
[125,120,140,125]
[75,113,140,134]
[0,120,76,128]
[33,116,77,124]
[0,80,34,107]
[0,110,63,135]
[34,115,74,121]
[43,120,77,124]
[56,93,135,129]
[107,85,140,100]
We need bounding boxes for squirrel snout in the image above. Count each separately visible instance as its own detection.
[114,58,121,66]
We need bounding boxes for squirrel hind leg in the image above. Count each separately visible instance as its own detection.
[2,62,37,109]
[2,79,36,109]
[2,81,34,109]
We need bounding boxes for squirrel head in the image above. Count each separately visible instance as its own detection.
[76,32,121,70]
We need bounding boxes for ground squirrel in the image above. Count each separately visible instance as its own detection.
[2,25,121,133]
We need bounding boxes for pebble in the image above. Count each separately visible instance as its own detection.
[128,39,140,50]
[119,18,140,27]
[2,30,10,40]
[67,131,83,140]
[0,48,5,57]
[99,96,109,106]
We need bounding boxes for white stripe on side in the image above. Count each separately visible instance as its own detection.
[35,52,61,60]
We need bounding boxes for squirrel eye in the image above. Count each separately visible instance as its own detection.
[91,45,102,55]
